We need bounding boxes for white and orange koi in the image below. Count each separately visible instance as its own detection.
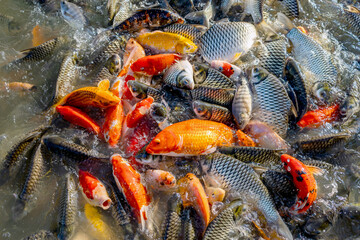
[144,169,176,191]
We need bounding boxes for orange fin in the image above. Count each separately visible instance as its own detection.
[98,79,110,90]
[305,165,324,176]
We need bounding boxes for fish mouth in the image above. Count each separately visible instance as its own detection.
[178,72,194,90]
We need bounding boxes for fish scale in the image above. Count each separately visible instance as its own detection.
[200,22,257,63]
[344,6,360,35]
[192,100,234,125]
[164,23,205,43]
[258,38,287,78]
[295,132,351,153]
[161,212,181,239]
[202,153,293,240]
[108,184,132,227]
[197,68,235,89]
[163,60,194,89]
[232,80,253,130]
[90,36,126,68]
[252,69,292,137]
[279,0,299,18]
[190,86,235,107]
[179,208,196,240]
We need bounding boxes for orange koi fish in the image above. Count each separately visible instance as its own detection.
[55,79,120,109]
[32,25,48,47]
[146,119,236,156]
[144,169,176,191]
[102,101,124,147]
[235,129,256,147]
[178,173,210,227]
[122,38,146,72]
[281,154,317,214]
[211,60,242,79]
[56,105,101,135]
[123,97,154,133]
[297,104,339,128]
[78,170,112,210]
[111,154,151,229]
[0,82,36,92]
[130,54,182,76]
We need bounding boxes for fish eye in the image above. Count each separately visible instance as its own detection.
[197,106,204,113]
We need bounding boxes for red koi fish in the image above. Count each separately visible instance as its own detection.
[56,105,101,135]
[102,101,124,147]
[281,154,317,214]
[297,104,339,128]
[130,54,182,76]
[123,97,154,134]
[78,170,112,210]
[211,60,242,79]
[111,155,151,230]
[124,121,152,157]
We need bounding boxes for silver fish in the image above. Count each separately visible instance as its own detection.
[344,6,360,36]
[278,0,300,19]
[195,67,235,89]
[160,193,182,239]
[179,208,196,240]
[192,100,234,126]
[250,67,294,137]
[245,0,264,24]
[112,0,133,27]
[184,0,215,28]
[232,78,253,130]
[201,153,293,240]
[93,54,121,84]
[89,36,126,68]
[221,0,242,16]
[107,0,121,21]
[190,86,235,107]
[164,60,195,90]
[200,22,257,63]
[60,0,87,29]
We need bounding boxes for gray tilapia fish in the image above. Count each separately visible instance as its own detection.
[0,126,48,186]
[53,53,78,105]
[127,80,163,102]
[221,0,242,16]
[192,100,234,126]
[278,0,299,19]
[57,173,78,240]
[89,36,126,68]
[284,57,308,121]
[22,230,56,240]
[60,0,88,29]
[344,6,360,36]
[250,67,294,137]
[301,159,334,171]
[112,0,132,27]
[107,0,121,21]
[244,0,264,24]
[277,13,338,103]
[42,136,108,162]
[190,86,235,107]
[0,14,21,34]
[218,146,283,165]
[193,63,209,84]
[93,54,121,84]
[257,38,287,78]
[160,193,182,240]
[13,142,47,220]
[232,78,253,130]
[200,22,257,63]
[195,67,235,89]
[203,200,245,240]
[184,0,215,28]
[179,208,196,240]
[150,102,168,125]
[163,60,195,90]
[295,132,351,154]
[201,153,293,240]
[164,23,206,44]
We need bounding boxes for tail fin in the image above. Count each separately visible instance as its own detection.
[276,12,296,34]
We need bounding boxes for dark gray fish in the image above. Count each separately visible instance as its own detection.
[127,80,163,102]
[344,6,360,36]
[192,100,234,126]
[60,0,88,29]
[13,142,47,220]
[57,173,78,240]
[93,54,121,84]
[163,60,195,90]
[295,132,351,154]
[193,63,208,85]
[167,0,195,16]
[0,14,22,34]
[42,136,108,162]
[190,86,235,107]
[195,67,235,89]
[284,57,308,121]
[160,193,182,240]
[278,0,299,18]
[0,126,48,186]
[258,38,287,78]
[201,153,293,240]
[250,67,293,137]
[302,159,334,171]
[53,53,78,105]
[203,200,245,240]
[150,102,168,124]
[200,22,257,63]
[22,230,56,240]
[232,79,253,130]
[89,36,126,68]
[218,146,283,165]
[179,208,196,240]
[164,23,206,44]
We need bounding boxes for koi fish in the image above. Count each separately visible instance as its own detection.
[111,154,151,230]
[54,79,120,109]
[102,101,124,147]
[297,104,340,128]
[281,154,317,214]
[178,173,210,227]
[0,82,36,92]
[144,169,176,190]
[146,119,236,156]
[130,54,182,76]
[120,38,146,77]
[124,121,152,157]
[235,129,256,147]
[56,105,101,135]
[84,204,114,240]
[123,97,154,134]
[79,170,112,210]
[205,186,225,205]
[211,60,242,79]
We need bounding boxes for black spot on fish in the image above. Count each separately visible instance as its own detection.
[305,203,310,206]
[296,170,306,176]
[310,189,315,193]
[296,176,304,182]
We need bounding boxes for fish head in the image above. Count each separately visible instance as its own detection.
[175,41,198,54]
[150,103,168,123]
[192,100,212,120]
[249,67,268,84]
[193,63,208,84]
[340,95,360,121]
[146,130,182,155]
[8,21,21,34]
[312,81,331,104]
[177,70,195,90]
[106,54,121,75]
[127,80,148,100]
[94,90,120,108]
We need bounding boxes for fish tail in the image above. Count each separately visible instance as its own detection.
[12,199,26,220]
[276,12,295,34]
